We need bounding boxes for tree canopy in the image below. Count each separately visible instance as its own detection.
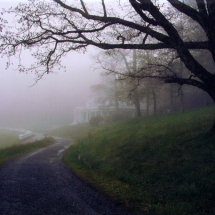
[0,1,215,111]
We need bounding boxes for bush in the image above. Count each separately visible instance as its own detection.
[89,116,104,126]
[110,113,125,121]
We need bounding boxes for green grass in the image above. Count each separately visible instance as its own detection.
[47,123,91,140]
[0,137,55,167]
[0,131,20,149]
[52,106,215,215]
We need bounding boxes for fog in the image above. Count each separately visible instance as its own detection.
[1,0,212,132]
[0,1,100,131]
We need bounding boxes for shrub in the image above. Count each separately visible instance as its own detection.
[89,116,104,126]
[109,113,125,122]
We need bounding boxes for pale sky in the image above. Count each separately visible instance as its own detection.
[0,1,101,131]
[0,0,164,130]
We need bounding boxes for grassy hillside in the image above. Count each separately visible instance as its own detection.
[0,137,55,167]
[47,123,91,140]
[0,130,20,149]
[53,106,215,215]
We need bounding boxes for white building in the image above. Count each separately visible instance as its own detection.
[73,98,138,124]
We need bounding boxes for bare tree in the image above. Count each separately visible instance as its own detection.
[95,49,143,117]
[1,0,215,130]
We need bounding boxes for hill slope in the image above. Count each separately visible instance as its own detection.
[52,107,215,215]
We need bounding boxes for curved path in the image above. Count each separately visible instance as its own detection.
[0,138,132,215]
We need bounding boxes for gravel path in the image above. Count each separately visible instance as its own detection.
[0,138,132,215]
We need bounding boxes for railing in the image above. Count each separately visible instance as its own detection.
[19,132,33,140]
[0,127,34,141]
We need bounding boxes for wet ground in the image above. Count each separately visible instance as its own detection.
[0,138,132,215]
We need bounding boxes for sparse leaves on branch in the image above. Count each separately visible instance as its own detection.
[0,0,215,103]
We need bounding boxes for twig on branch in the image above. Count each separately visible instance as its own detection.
[142,24,150,44]
[80,0,89,15]
[117,35,126,44]
[102,0,107,17]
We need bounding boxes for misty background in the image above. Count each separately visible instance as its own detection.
[0,1,101,131]
[0,0,213,132]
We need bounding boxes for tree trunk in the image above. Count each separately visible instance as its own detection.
[114,78,119,114]
[133,49,142,117]
[210,119,215,133]
[146,91,150,116]
[134,90,142,117]
[114,93,119,114]
[152,89,157,115]
[179,87,184,113]
[170,84,175,113]
[207,93,215,133]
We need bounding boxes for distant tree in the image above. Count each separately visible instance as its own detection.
[1,0,215,131]
[96,49,145,117]
[119,49,142,117]
[91,80,120,114]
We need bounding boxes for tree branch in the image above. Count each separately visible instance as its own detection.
[118,50,132,73]
[167,0,208,30]
[196,0,208,16]
[53,0,171,44]
[1,0,215,96]
[206,0,215,19]
[80,0,89,15]
[129,0,158,26]
[102,0,107,17]
[165,77,207,92]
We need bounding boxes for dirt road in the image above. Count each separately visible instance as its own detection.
[0,138,131,215]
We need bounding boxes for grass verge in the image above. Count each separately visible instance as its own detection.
[0,137,55,167]
[47,123,91,140]
[0,130,20,149]
[55,106,215,215]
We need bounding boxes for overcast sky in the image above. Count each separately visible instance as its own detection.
[0,0,101,131]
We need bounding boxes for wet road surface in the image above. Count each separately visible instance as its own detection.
[0,138,132,215]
